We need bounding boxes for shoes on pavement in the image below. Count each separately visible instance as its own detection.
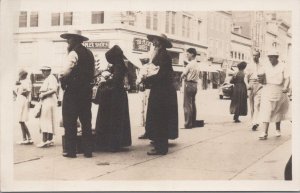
[147,149,167,156]
[258,132,268,140]
[234,119,241,123]
[62,153,77,158]
[138,134,148,139]
[252,124,259,131]
[84,153,93,158]
[17,140,29,145]
[36,141,48,148]
[275,130,281,137]
[45,140,54,146]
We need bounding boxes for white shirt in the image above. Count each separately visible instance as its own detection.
[183,59,199,82]
[61,51,78,77]
[261,61,290,85]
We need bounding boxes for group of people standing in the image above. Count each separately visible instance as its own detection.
[59,31,179,157]
[228,49,291,140]
[15,29,291,160]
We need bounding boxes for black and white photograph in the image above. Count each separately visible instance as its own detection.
[1,0,300,191]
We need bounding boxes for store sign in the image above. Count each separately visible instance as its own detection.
[133,38,151,52]
[83,41,109,49]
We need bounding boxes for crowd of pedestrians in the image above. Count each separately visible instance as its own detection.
[14,30,291,160]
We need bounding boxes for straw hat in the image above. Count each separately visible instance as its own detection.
[60,29,89,41]
[147,33,172,48]
[40,66,51,71]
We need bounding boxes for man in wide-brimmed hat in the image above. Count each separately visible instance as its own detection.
[59,29,95,158]
[140,33,178,155]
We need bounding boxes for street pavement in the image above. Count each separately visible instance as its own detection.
[13,89,292,181]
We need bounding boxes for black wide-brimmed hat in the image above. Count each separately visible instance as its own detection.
[147,33,172,48]
[237,61,247,70]
[60,29,89,41]
[105,45,124,64]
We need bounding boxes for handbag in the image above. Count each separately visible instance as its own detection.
[33,101,42,118]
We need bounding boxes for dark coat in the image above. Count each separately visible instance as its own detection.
[95,46,131,150]
[230,71,248,116]
[144,48,178,140]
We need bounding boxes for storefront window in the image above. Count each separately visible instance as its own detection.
[19,11,27,27]
[92,11,104,24]
[51,13,60,26]
[63,12,73,25]
[30,12,38,27]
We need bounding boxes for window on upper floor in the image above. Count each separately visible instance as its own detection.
[165,12,170,33]
[153,12,158,30]
[146,12,151,29]
[238,53,241,59]
[171,12,176,35]
[30,12,38,27]
[63,12,73,25]
[187,17,191,38]
[51,12,60,26]
[242,53,244,60]
[92,11,104,24]
[182,15,186,37]
[231,51,233,58]
[19,11,27,27]
[197,20,201,41]
[234,52,237,59]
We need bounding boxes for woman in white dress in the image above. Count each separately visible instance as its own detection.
[258,50,290,140]
[37,66,59,147]
[15,69,33,144]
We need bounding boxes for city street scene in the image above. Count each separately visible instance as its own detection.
[2,0,297,190]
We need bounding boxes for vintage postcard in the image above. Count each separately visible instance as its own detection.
[1,0,300,191]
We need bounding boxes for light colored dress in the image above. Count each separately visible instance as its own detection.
[259,61,290,122]
[15,79,31,122]
[39,74,58,134]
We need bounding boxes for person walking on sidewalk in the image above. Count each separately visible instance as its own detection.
[246,50,263,131]
[258,50,290,140]
[230,61,248,123]
[94,45,132,152]
[36,66,58,148]
[180,48,199,129]
[142,33,178,155]
[15,69,33,145]
[60,30,95,158]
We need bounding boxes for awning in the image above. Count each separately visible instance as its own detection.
[198,61,222,72]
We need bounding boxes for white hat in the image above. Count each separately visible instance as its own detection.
[40,66,51,71]
[60,29,89,41]
[267,49,279,56]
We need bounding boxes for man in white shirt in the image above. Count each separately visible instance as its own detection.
[181,48,199,129]
[246,50,263,131]
[60,30,95,158]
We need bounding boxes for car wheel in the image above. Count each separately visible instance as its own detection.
[219,95,223,99]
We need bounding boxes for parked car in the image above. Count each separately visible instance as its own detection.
[218,82,233,99]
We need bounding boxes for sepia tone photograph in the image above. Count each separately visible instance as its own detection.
[1,0,300,191]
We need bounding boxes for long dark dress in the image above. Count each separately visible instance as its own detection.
[230,71,248,116]
[95,46,131,151]
[144,48,179,142]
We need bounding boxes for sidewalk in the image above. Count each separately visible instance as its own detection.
[13,89,292,180]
